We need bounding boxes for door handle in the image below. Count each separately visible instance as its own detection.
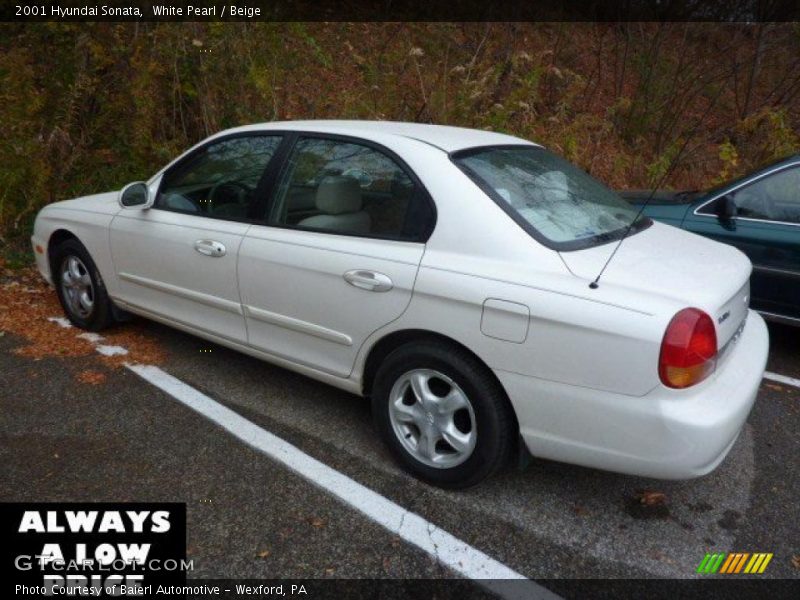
[343,270,393,292]
[194,239,227,257]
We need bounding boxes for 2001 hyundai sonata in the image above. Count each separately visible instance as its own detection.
[32,121,769,487]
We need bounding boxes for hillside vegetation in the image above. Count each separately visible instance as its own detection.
[1,22,799,246]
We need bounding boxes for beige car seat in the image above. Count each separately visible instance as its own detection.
[298,176,371,234]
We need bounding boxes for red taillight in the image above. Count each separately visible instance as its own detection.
[659,308,718,389]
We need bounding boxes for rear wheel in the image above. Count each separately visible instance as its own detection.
[52,239,115,331]
[372,341,515,488]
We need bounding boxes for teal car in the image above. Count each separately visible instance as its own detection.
[620,155,800,326]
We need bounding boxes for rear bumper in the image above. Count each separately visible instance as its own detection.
[497,310,769,479]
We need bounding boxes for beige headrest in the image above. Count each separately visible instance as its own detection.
[316,176,362,215]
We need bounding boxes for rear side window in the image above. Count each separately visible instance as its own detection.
[267,137,434,241]
[157,135,282,220]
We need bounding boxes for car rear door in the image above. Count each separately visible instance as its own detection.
[237,134,436,378]
[683,163,800,320]
[109,134,284,342]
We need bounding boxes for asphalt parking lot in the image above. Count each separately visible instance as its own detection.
[1,311,799,589]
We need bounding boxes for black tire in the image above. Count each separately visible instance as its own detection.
[372,340,516,488]
[52,238,116,331]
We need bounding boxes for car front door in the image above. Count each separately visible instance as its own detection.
[237,135,436,378]
[683,163,800,320]
[110,134,284,342]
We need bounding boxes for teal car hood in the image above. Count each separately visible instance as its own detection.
[636,202,694,227]
[618,190,697,227]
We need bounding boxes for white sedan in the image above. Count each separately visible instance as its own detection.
[31,121,769,487]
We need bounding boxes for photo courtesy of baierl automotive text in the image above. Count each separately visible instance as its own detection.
[1,2,799,599]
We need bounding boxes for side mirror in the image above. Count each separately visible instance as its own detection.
[716,194,737,220]
[118,182,153,209]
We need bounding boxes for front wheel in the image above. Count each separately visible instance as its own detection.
[52,239,115,331]
[372,341,516,488]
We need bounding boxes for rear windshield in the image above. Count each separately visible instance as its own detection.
[453,146,649,250]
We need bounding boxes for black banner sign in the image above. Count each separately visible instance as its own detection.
[2,503,187,596]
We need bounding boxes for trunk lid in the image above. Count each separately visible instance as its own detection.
[559,222,752,349]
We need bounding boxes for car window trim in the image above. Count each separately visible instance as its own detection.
[450,144,652,252]
[153,131,286,224]
[752,264,800,280]
[253,131,438,243]
[693,161,800,227]
[246,134,297,221]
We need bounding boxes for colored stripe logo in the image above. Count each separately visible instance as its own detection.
[697,552,773,574]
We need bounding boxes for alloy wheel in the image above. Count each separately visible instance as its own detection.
[388,368,477,468]
[60,255,94,319]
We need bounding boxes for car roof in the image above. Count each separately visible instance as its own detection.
[221,120,538,153]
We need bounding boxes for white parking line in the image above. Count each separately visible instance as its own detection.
[764,371,800,389]
[126,363,559,600]
[96,344,128,357]
[47,316,73,328]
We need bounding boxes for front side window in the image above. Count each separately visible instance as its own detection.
[728,166,800,223]
[157,135,282,219]
[268,137,433,240]
[454,146,647,249]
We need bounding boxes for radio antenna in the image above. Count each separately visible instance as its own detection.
[589,145,696,290]
[588,191,654,289]
[589,79,725,290]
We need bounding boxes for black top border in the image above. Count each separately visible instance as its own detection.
[4,0,800,23]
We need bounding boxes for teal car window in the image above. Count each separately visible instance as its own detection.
[733,166,800,224]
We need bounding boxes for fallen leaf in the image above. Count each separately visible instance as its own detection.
[309,517,326,528]
[765,383,784,391]
[75,370,106,385]
[792,555,800,570]
[636,490,667,506]
[256,550,270,559]
[0,265,166,366]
